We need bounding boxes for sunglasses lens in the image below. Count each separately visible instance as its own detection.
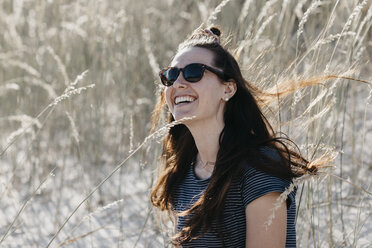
[167,68,180,83]
[160,68,178,86]
[184,64,204,82]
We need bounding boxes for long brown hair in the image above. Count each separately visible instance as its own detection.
[150,25,326,245]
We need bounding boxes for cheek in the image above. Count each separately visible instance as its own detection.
[201,84,223,103]
[164,88,173,109]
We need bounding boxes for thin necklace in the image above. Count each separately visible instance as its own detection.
[198,156,216,168]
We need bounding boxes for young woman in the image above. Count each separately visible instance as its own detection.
[150,26,318,248]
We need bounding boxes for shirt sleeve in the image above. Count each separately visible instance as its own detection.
[241,166,294,209]
[242,147,296,209]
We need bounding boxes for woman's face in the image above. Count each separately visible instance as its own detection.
[164,47,228,126]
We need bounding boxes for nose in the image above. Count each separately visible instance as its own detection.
[172,72,188,88]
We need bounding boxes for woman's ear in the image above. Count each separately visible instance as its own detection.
[222,80,237,101]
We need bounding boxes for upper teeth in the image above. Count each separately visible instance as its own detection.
[175,96,196,105]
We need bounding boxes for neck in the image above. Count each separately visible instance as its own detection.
[187,119,224,167]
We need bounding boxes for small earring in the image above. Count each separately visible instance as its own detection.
[224,97,229,101]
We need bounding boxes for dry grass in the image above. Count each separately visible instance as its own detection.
[0,0,371,247]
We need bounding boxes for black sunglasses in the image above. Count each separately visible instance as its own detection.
[159,63,227,87]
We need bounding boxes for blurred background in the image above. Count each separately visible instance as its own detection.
[0,0,371,247]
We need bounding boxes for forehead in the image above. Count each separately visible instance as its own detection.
[171,47,215,67]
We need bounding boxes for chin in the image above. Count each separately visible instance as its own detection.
[173,113,198,124]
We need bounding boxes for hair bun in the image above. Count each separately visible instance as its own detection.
[183,24,223,46]
[209,26,221,37]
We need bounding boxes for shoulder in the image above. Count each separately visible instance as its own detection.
[240,146,284,179]
[239,149,296,208]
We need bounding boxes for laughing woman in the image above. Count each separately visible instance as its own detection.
[150,26,319,248]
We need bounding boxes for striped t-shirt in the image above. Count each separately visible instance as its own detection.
[173,162,297,247]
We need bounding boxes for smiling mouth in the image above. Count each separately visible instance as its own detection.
[174,96,196,105]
